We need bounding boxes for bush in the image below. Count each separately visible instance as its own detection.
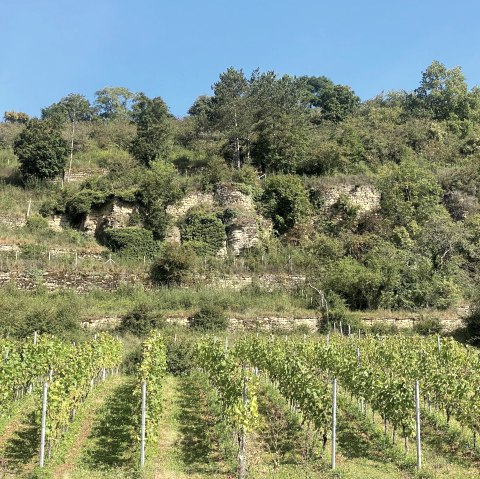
[180,211,226,256]
[19,244,48,259]
[150,243,197,286]
[188,304,229,331]
[5,304,84,340]
[13,119,69,180]
[370,322,399,335]
[25,215,49,231]
[65,189,108,221]
[464,305,480,344]
[103,227,160,259]
[262,175,311,234]
[413,317,443,336]
[119,304,165,336]
[165,333,196,375]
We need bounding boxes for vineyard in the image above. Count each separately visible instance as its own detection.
[0,330,478,478]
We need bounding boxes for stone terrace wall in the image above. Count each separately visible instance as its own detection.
[83,311,465,332]
[0,271,145,292]
[0,214,26,229]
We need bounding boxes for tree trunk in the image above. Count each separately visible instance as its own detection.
[67,118,75,179]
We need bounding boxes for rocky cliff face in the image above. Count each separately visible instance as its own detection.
[165,183,271,255]
[80,199,138,237]
[318,183,381,216]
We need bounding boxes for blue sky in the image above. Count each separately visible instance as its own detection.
[1,0,480,117]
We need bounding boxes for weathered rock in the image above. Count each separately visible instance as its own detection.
[81,199,138,237]
[165,192,214,218]
[317,183,381,216]
[48,214,69,231]
[214,184,255,211]
[227,217,261,255]
[0,214,26,229]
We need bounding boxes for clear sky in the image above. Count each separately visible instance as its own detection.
[1,0,480,118]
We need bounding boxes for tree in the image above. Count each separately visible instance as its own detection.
[13,119,69,180]
[262,175,311,234]
[211,67,252,168]
[301,76,360,122]
[411,61,471,120]
[137,161,182,239]
[94,86,135,120]
[42,93,94,178]
[249,71,311,172]
[379,158,443,228]
[41,93,94,124]
[3,111,30,124]
[130,94,173,166]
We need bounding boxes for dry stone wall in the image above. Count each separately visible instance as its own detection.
[83,309,465,332]
[0,214,26,229]
[0,271,145,292]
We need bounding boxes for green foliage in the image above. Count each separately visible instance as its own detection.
[13,119,69,180]
[137,160,183,239]
[3,111,30,124]
[302,75,360,122]
[41,93,94,124]
[369,322,399,335]
[262,175,311,234]
[413,317,444,336]
[1,303,83,340]
[138,331,167,443]
[103,227,159,259]
[165,333,196,375]
[189,304,229,331]
[180,210,226,256]
[120,303,165,336]
[411,60,471,121]
[130,94,173,166]
[464,303,480,344]
[150,243,197,286]
[25,214,49,231]
[378,159,443,228]
[94,86,135,120]
[65,189,108,221]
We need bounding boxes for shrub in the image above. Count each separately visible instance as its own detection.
[188,304,229,331]
[13,119,69,180]
[119,304,165,336]
[165,333,196,375]
[464,305,480,344]
[19,244,48,259]
[65,189,108,221]
[261,175,311,234]
[370,322,399,335]
[5,304,84,340]
[103,227,160,259]
[150,243,197,286]
[180,211,226,256]
[25,215,49,231]
[413,317,443,336]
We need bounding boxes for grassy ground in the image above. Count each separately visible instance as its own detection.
[0,371,477,478]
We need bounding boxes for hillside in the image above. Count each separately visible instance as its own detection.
[2,61,480,336]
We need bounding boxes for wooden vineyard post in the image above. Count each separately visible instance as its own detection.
[415,380,422,470]
[140,380,147,468]
[39,381,48,467]
[332,378,337,470]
